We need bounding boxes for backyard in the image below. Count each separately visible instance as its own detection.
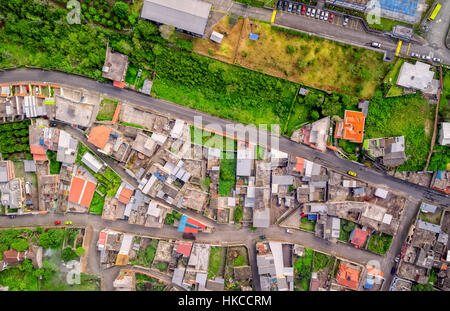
[208,246,225,279]
[339,219,356,242]
[300,216,316,232]
[293,248,313,291]
[312,251,334,273]
[135,273,167,291]
[130,239,158,267]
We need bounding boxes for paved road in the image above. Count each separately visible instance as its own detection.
[0,69,448,207]
[424,0,450,59]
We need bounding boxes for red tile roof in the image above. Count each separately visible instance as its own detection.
[88,126,111,149]
[335,110,365,143]
[111,104,121,125]
[336,264,360,290]
[351,228,368,248]
[30,145,47,161]
[2,249,26,263]
[184,226,199,233]
[69,176,97,208]
[295,157,304,172]
[113,81,125,88]
[118,187,133,205]
[98,232,107,247]
[175,243,192,257]
[186,218,206,229]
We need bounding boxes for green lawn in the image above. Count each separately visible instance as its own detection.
[313,252,334,272]
[340,219,356,242]
[208,247,224,279]
[218,152,236,197]
[365,91,434,171]
[89,192,105,215]
[365,16,413,31]
[135,273,167,291]
[125,64,139,85]
[367,233,393,255]
[294,248,313,291]
[130,239,158,266]
[191,126,237,151]
[300,216,316,232]
[96,98,118,121]
[47,150,61,174]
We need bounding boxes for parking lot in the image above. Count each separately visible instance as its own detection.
[275,0,364,31]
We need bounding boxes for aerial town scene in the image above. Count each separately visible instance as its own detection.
[0,0,449,298]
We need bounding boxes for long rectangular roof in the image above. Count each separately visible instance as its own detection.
[140,0,211,36]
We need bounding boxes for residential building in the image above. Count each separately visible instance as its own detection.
[102,46,129,88]
[334,110,365,143]
[438,123,450,146]
[396,61,439,95]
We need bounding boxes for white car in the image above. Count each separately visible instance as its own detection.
[432,57,441,63]
[286,229,295,234]
[371,42,381,48]
[306,7,311,16]
[324,11,329,20]
[311,8,316,17]
[421,55,431,60]
[410,52,420,58]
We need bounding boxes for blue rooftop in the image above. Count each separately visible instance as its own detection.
[307,214,318,221]
[177,215,188,232]
[379,0,418,17]
[249,33,259,40]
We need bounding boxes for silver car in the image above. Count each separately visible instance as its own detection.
[411,52,420,58]
[324,11,329,20]
[311,8,316,17]
[306,7,311,16]
[432,57,441,63]
[421,55,431,60]
[320,10,325,20]
[315,9,320,19]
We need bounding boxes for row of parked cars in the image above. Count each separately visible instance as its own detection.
[410,52,441,63]
[277,1,335,22]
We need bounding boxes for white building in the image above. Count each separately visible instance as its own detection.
[438,122,450,146]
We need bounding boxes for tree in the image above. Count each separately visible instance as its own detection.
[112,1,129,19]
[38,229,64,249]
[61,247,77,262]
[10,238,29,252]
[412,283,434,291]
[75,247,86,257]
[310,110,320,121]
[159,24,175,42]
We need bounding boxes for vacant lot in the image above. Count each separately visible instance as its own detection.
[193,15,244,63]
[96,98,118,121]
[208,247,225,279]
[294,248,313,291]
[236,21,390,98]
[365,91,434,171]
[218,152,236,196]
[367,233,393,255]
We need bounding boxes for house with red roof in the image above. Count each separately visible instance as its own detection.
[30,145,47,161]
[88,125,112,150]
[350,228,369,248]
[335,110,365,143]
[336,263,361,290]
[115,182,134,205]
[68,175,97,209]
[2,249,27,264]
[174,242,193,257]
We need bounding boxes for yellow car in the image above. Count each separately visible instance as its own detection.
[65,221,72,225]
[347,171,357,177]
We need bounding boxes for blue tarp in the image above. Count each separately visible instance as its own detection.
[249,33,259,40]
[436,171,443,180]
[307,214,317,221]
[177,215,188,232]
[39,139,44,145]
[364,278,374,289]
[155,171,166,182]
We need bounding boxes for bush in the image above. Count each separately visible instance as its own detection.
[286,45,295,54]
[75,247,86,257]
[10,238,29,252]
[62,247,78,262]
[112,1,129,19]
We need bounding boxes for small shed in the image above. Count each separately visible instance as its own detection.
[210,31,224,44]
[249,33,259,41]
[298,87,309,96]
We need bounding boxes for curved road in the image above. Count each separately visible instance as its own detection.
[0,69,448,207]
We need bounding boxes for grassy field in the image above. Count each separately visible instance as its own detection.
[135,273,167,291]
[419,210,443,225]
[367,233,393,255]
[313,252,334,272]
[365,16,413,31]
[339,219,356,242]
[294,248,313,291]
[365,91,434,171]
[236,21,390,98]
[89,192,105,215]
[384,59,405,97]
[191,126,237,151]
[47,151,61,175]
[300,216,316,232]
[96,98,118,121]
[208,247,224,279]
[218,152,237,196]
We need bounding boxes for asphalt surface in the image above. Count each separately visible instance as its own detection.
[1,69,448,208]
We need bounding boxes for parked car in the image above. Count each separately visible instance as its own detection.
[311,8,316,17]
[9,215,16,219]
[390,267,397,275]
[328,13,334,22]
[301,5,306,14]
[286,229,294,234]
[287,2,293,12]
[343,16,349,26]
[49,122,57,127]
[315,9,320,19]
[65,220,72,225]
[282,1,288,10]
[411,52,420,58]
[432,57,441,63]
[347,171,357,177]
[421,54,431,60]
[320,10,325,20]
[371,42,381,48]
[296,5,301,14]
[324,11,329,20]
[182,233,196,240]
[26,85,29,94]
[55,221,61,225]
[277,0,283,10]
[394,255,401,263]
[306,7,311,16]
[259,235,267,239]
[292,4,297,13]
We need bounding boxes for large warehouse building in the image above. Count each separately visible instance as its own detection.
[140,0,212,37]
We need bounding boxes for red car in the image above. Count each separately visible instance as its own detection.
[328,13,334,22]
[55,221,61,225]
[301,5,306,14]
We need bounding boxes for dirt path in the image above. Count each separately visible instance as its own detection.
[424,66,443,171]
